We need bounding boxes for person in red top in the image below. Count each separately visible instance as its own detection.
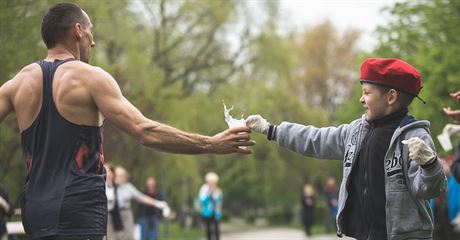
[0,2,254,239]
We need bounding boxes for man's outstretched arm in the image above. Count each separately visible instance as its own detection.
[88,67,254,154]
[0,80,13,123]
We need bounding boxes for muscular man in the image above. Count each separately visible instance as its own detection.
[0,3,254,239]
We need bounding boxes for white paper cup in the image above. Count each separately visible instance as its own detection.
[437,132,453,151]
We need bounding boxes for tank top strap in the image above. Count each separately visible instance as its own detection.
[36,58,77,110]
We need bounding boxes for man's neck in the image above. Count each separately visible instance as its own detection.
[46,45,78,61]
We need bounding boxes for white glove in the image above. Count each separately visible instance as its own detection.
[245,115,270,135]
[402,137,435,165]
[443,123,460,137]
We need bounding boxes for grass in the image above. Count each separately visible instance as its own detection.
[158,222,205,240]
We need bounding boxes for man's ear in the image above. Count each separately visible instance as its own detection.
[74,23,83,40]
[388,89,398,105]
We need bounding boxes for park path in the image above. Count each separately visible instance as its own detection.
[221,227,353,240]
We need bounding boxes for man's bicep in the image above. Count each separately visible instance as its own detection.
[0,81,13,122]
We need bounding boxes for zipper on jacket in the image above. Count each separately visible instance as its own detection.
[337,120,367,236]
[361,124,373,237]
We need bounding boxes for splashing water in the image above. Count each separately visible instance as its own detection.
[223,102,246,128]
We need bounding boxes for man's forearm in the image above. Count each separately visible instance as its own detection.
[138,121,213,154]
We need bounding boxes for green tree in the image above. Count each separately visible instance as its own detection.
[295,21,362,119]
[373,0,460,141]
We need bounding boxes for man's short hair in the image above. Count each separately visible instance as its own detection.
[41,3,89,49]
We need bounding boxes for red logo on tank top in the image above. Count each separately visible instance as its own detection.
[75,144,89,169]
[25,153,33,173]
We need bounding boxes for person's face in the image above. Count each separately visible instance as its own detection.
[146,177,156,189]
[114,168,127,185]
[326,178,336,188]
[78,10,95,63]
[207,179,218,188]
[360,83,391,121]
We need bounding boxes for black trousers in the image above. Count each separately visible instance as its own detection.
[202,216,220,240]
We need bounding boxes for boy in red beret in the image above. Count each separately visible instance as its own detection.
[246,58,446,240]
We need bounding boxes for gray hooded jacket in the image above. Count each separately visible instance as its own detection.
[275,115,446,240]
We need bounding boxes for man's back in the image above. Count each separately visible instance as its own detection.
[5,60,102,132]
[16,58,107,238]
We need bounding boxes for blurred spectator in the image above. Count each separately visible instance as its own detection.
[105,164,124,240]
[111,166,167,240]
[138,177,163,240]
[0,185,13,240]
[199,172,223,240]
[324,177,338,233]
[301,184,315,237]
[430,156,460,239]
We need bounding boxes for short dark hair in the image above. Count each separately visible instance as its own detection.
[372,84,415,107]
[41,3,89,49]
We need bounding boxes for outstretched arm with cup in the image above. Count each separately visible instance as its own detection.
[246,115,349,160]
[88,68,255,155]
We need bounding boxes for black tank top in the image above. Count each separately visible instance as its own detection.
[20,59,107,238]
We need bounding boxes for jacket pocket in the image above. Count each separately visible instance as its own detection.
[388,189,431,235]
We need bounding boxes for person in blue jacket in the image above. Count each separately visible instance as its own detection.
[198,172,223,240]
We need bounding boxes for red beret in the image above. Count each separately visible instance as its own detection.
[360,58,422,96]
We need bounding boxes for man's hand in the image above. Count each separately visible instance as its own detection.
[156,200,168,209]
[209,126,255,154]
[443,123,460,137]
[402,137,435,165]
[443,107,460,123]
[451,91,460,101]
[443,91,460,123]
[245,115,270,135]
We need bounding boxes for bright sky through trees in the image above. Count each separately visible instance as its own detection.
[279,0,401,50]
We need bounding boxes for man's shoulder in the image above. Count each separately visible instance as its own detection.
[13,62,41,79]
[61,61,107,75]
[3,63,42,91]
[59,61,114,85]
